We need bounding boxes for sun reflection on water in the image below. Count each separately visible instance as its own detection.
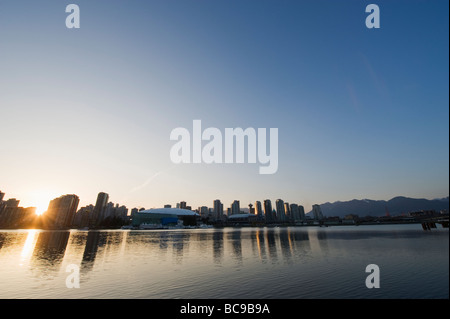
[20,229,38,265]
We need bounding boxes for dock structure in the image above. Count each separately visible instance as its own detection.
[421,217,449,230]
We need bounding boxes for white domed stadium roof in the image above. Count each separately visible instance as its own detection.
[139,208,199,216]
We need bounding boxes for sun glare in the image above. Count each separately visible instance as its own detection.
[35,204,47,216]
[28,190,58,216]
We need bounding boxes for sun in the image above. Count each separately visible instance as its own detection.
[35,203,48,216]
[28,190,58,216]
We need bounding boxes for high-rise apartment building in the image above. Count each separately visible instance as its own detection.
[312,204,324,220]
[299,205,306,221]
[90,192,109,226]
[276,199,286,222]
[46,194,80,228]
[255,201,263,220]
[231,200,240,215]
[263,199,273,222]
[214,199,224,221]
[289,203,300,222]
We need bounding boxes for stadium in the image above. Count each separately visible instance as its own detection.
[131,208,200,228]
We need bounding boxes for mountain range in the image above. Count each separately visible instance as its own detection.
[306,196,449,218]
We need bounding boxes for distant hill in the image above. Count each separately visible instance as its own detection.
[306,196,449,218]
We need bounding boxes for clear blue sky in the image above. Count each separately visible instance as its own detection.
[0,0,448,213]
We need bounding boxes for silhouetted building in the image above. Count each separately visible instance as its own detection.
[0,206,36,228]
[312,204,324,220]
[45,194,80,228]
[199,206,209,218]
[284,202,291,221]
[255,201,263,220]
[90,192,109,226]
[0,190,5,215]
[73,205,94,228]
[4,198,19,208]
[231,200,240,215]
[214,199,224,221]
[264,199,274,222]
[276,199,286,222]
[299,205,306,221]
[290,203,300,222]
[0,196,19,217]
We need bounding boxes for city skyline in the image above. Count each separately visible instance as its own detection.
[0,1,448,216]
[4,187,446,230]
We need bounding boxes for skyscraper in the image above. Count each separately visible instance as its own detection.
[263,199,273,222]
[46,194,80,228]
[214,199,224,221]
[0,191,5,216]
[90,192,109,226]
[284,202,291,221]
[199,206,209,218]
[312,204,324,220]
[298,205,306,221]
[290,203,300,222]
[231,200,240,215]
[276,199,286,222]
[255,201,263,220]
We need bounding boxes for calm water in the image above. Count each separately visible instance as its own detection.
[0,224,448,299]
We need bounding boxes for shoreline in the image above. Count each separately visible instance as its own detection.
[0,219,448,231]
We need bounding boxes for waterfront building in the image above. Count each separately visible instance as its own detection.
[284,202,291,221]
[276,199,286,222]
[227,213,258,225]
[264,199,273,222]
[199,206,209,218]
[214,199,224,221]
[255,201,263,220]
[131,208,199,228]
[90,192,109,226]
[73,205,94,228]
[45,194,80,228]
[0,191,5,215]
[3,198,19,208]
[231,200,240,215]
[290,203,300,222]
[0,206,36,228]
[299,205,306,220]
[312,204,324,220]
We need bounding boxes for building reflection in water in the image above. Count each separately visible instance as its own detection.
[81,231,103,272]
[250,229,266,262]
[171,232,190,264]
[9,227,326,284]
[228,229,243,263]
[265,229,278,260]
[212,230,224,264]
[30,231,70,278]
